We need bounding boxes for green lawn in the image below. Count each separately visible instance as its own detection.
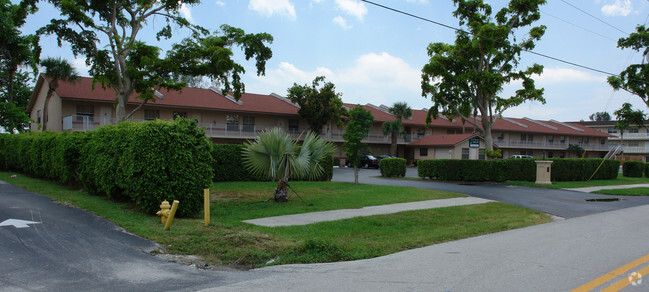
[0,172,551,269]
[505,174,649,189]
[593,187,649,196]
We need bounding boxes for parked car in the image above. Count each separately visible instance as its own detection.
[376,154,395,162]
[510,155,534,159]
[360,155,380,168]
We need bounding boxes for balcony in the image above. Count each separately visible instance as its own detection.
[607,132,649,140]
[495,139,613,152]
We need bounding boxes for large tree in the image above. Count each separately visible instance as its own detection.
[287,76,347,134]
[614,102,646,149]
[381,102,412,157]
[40,0,273,121]
[242,128,335,202]
[40,57,80,131]
[0,0,40,132]
[421,0,546,151]
[608,25,649,106]
[343,105,374,185]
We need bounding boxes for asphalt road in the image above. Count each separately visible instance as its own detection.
[332,167,649,219]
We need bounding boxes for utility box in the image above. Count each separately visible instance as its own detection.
[535,160,553,185]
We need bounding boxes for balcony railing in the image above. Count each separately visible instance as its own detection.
[496,139,613,151]
[607,132,649,140]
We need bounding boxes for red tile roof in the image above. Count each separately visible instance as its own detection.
[409,134,479,146]
[50,75,299,115]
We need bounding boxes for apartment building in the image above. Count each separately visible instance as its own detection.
[578,120,649,162]
[27,75,614,163]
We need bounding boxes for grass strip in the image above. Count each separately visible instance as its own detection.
[592,187,649,196]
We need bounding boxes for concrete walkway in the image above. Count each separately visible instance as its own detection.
[243,197,493,227]
[563,183,649,193]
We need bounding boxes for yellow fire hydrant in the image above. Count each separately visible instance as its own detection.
[156,200,171,224]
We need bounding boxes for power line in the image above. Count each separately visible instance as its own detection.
[560,0,629,36]
[541,9,618,42]
[360,0,622,78]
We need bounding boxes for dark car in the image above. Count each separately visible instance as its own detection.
[360,155,380,169]
[376,154,395,162]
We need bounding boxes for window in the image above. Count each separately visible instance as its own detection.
[629,142,639,147]
[419,147,428,157]
[600,138,606,145]
[461,148,469,160]
[548,135,554,144]
[243,116,255,132]
[629,128,640,134]
[479,150,485,160]
[559,136,566,143]
[144,109,159,121]
[447,129,454,134]
[76,105,94,122]
[417,128,426,138]
[528,135,534,142]
[548,151,554,158]
[497,132,504,142]
[173,111,187,120]
[288,119,299,133]
[608,129,618,134]
[226,114,239,131]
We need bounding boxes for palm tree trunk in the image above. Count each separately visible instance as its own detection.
[390,133,398,156]
[274,180,289,202]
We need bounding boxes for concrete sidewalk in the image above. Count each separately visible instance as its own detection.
[243,197,493,227]
[563,183,649,193]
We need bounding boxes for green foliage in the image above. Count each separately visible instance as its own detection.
[483,149,502,159]
[614,103,646,132]
[242,128,335,182]
[417,158,618,182]
[1,0,40,133]
[40,1,273,120]
[343,106,374,169]
[608,24,649,106]
[589,112,611,121]
[623,161,645,178]
[567,144,585,157]
[421,0,547,151]
[287,76,347,133]
[40,57,80,131]
[211,144,257,182]
[379,158,407,177]
[645,163,649,178]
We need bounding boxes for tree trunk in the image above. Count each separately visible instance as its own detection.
[390,133,398,156]
[482,117,494,151]
[274,180,289,202]
[354,166,359,185]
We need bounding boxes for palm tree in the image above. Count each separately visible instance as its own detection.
[242,128,336,202]
[41,57,79,131]
[382,102,412,156]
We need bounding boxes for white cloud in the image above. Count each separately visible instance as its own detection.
[601,0,632,16]
[335,0,367,21]
[248,52,424,107]
[71,58,91,76]
[179,3,195,23]
[248,0,297,20]
[333,16,352,29]
[215,0,225,6]
[533,67,605,85]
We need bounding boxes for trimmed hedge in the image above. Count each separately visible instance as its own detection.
[1,119,213,217]
[78,119,213,217]
[210,144,333,182]
[417,158,619,182]
[623,161,644,178]
[380,158,406,177]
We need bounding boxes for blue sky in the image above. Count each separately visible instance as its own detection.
[21,0,649,122]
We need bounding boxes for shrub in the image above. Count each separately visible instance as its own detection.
[333,158,340,167]
[623,161,644,178]
[211,144,257,182]
[645,163,649,178]
[380,158,406,177]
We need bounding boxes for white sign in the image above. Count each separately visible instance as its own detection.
[0,219,42,228]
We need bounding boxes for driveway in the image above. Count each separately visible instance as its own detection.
[0,181,247,291]
[332,167,649,218]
